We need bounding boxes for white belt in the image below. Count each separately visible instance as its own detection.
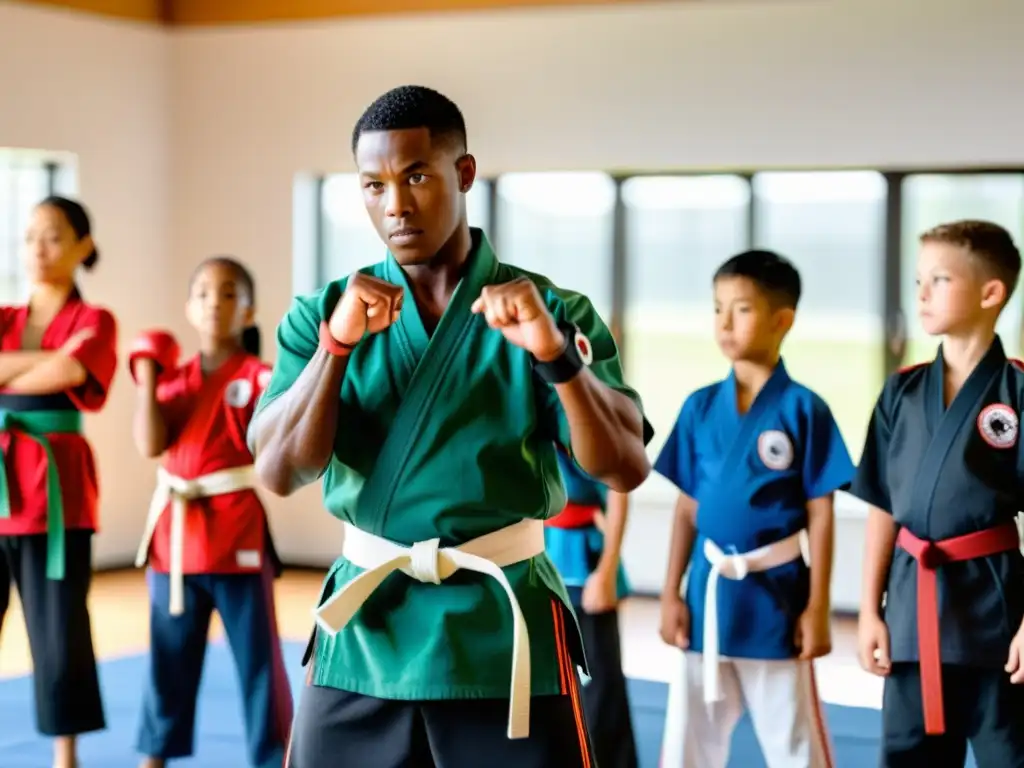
[701,529,809,704]
[314,518,546,740]
[135,465,256,616]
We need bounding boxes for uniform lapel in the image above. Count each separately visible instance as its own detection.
[909,338,1006,528]
[356,230,499,535]
[718,361,792,480]
[384,229,497,392]
[172,352,248,477]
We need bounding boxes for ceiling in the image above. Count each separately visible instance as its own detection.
[17,0,674,25]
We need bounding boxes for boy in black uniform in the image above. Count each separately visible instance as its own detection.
[850,219,1024,767]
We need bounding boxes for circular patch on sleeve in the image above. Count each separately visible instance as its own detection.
[575,330,594,366]
[757,430,794,470]
[225,378,254,409]
[977,403,1018,449]
[257,369,272,391]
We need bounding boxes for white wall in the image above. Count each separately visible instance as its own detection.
[0,3,172,567]
[169,0,1024,602]
[5,0,1024,599]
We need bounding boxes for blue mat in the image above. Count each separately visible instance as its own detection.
[0,641,958,767]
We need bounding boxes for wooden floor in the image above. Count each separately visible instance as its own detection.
[0,569,883,709]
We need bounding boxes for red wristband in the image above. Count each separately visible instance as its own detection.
[319,322,358,357]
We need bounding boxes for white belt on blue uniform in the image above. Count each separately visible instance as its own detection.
[701,529,809,703]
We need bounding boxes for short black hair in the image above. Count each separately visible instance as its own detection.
[713,249,802,309]
[351,85,467,155]
[39,196,99,270]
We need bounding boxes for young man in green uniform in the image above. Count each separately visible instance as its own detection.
[249,85,653,767]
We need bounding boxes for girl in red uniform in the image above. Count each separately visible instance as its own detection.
[0,197,118,768]
[131,256,292,768]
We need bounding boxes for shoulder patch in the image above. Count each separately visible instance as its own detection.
[1008,358,1024,373]
[977,403,1018,449]
[757,429,794,470]
[256,368,272,391]
[225,378,254,409]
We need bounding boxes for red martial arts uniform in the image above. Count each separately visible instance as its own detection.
[139,351,273,577]
[0,289,117,737]
[134,349,292,767]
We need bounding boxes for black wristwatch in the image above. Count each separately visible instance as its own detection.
[533,321,593,384]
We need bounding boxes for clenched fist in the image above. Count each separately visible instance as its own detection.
[329,273,404,346]
[470,278,565,361]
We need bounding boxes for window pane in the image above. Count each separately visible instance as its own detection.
[495,172,615,319]
[319,174,383,284]
[0,151,50,304]
[319,174,493,287]
[623,175,751,463]
[901,174,1024,362]
[467,179,491,237]
[752,171,887,459]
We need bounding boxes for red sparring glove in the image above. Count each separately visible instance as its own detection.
[128,329,180,383]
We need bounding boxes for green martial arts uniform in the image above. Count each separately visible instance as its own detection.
[255,229,649,703]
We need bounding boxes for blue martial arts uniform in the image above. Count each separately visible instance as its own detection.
[654,360,855,659]
[545,450,638,768]
[545,451,629,601]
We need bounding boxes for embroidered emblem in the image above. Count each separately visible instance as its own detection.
[225,378,254,408]
[757,430,793,470]
[575,330,594,366]
[257,369,272,391]
[977,403,1018,449]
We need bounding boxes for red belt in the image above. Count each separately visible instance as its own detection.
[896,521,1020,735]
[545,502,599,529]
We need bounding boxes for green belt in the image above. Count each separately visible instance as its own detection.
[0,409,84,581]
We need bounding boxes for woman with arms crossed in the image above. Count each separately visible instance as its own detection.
[0,197,118,768]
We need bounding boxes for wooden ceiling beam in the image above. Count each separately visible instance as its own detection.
[12,0,166,23]
[15,0,666,26]
[167,0,665,26]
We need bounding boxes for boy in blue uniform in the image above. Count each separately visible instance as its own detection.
[655,250,855,768]
[850,220,1024,767]
[546,449,638,768]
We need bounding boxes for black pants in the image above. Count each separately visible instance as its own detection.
[286,686,596,768]
[287,607,595,768]
[0,531,105,736]
[575,601,638,768]
[881,662,1024,767]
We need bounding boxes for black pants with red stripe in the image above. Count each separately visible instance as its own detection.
[287,600,596,768]
[286,687,596,768]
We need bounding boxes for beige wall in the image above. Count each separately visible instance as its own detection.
[3,0,1024,588]
[1,2,171,568]
[168,0,1024,580]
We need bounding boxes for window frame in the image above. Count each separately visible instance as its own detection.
[0,149,72,305]
[311,165,1024,376]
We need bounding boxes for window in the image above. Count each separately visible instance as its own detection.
[494,172,616,320]
[901,174,1024,364]
[752,171,888,459]
[318,174,492,287]
[622,175,752,466]
[0,151,57,304]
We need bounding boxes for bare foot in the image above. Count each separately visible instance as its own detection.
[139,758,167,768]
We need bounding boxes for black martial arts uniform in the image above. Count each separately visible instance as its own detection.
[850,337,1024,768]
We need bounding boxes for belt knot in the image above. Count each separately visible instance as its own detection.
[917,540,943,570]
[409,538,443,584]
